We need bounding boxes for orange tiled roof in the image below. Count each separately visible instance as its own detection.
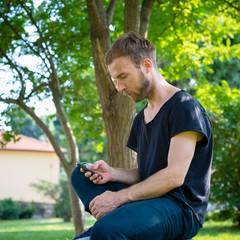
[0,132,66,153]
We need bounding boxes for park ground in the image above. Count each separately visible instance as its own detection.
[0,217,239,240]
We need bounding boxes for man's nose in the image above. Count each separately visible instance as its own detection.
[117,81,126,92]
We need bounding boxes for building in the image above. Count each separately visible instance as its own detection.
[0,133,63,206]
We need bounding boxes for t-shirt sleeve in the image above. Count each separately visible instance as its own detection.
[126,115,139,152]
[169,96,210,145]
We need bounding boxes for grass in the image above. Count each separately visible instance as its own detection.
[0,217,239,240]
[194,220,240,240]
[0,217,95,240]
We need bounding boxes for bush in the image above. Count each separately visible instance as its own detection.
[19,203,36,219]
[0,199,36,220]
[206,209,233,222]
[0,198,21,220]
[195,81,240,226]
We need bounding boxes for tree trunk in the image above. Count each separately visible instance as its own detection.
[124,0,140,33]
[140,0,155,37]
[18,101,84,235]
[87,0,137,168]
[66,167,85,234]
[86,0,154,168]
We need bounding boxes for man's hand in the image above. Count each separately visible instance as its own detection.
[80,160,112,184]
[89,190,122,219]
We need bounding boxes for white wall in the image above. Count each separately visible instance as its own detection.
[0,150,60,203]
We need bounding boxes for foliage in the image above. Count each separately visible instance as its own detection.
[0,198,21,220]
[195,81,240,226]
[3,106,47,140]
[0,130,21,148]
[30,178,71,222]
[0,0,105,143]
[19,202,36,219]
[148,0,240,85]
[205,56,240,89]
[54,178,71,222]
[0,198,35,220]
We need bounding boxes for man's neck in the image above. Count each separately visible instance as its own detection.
[146,74,180,109]
[144,74,180,124]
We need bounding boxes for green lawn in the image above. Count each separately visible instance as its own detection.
[194,220,240,240]
[0,217,95,240]
[0,218,239,240]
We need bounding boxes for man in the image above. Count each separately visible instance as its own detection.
[71,32,213,240]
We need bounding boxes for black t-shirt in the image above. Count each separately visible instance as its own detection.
[127,90,213,226]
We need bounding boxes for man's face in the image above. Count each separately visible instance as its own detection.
[108,56,151,102]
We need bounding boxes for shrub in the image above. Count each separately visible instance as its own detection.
[19,203,36,219]
[0,198,21,220]
[195,81,240,226]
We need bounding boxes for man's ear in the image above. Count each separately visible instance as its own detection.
[141,58,152,73]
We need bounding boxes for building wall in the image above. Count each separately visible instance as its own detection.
[0,150,60,204]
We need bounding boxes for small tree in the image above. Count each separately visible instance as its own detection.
[31,178,72,222]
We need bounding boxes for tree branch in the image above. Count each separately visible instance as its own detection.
[18,101,69,170]
[17,1,60,98]
[222,0,240,12]
[25,82,49,100]
[0,93,70,171]
[0,48,25,101]
[158,0,180,37]
[140,0,155,37]
[49,80,79,165]
[0,97,18,105]
[124,0,140,33]
[18,0,50,53]
[86,0,106,34]
[0,11,51,73]
[95,38,116,93]
[106,0,118,26]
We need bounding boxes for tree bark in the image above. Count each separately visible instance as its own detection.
[86,0,154,168]
[66,168,85,233]
[140,0,155,37]
[124,0,140,33]
[87,0,137,168]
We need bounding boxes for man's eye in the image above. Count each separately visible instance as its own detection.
[120,75,126,80]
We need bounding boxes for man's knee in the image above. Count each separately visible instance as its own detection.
[71,166,88,190]
[91,216,125,239]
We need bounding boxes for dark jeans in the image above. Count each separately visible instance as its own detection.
[71,165,201,240]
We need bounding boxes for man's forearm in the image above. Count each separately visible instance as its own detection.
[114,131,199,206]
[110,167,140,185]
[113,167,183,207]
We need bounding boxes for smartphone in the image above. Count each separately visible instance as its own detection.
[76,162,103,179]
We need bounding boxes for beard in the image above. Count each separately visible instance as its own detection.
[126,69,151,103]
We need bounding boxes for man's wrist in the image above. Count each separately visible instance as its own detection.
[115,188,133,206]
[109,167,116,182]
